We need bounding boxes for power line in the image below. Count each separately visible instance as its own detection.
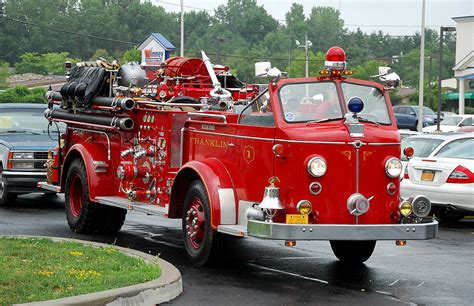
[3,16,137,45]
[151,0,214,13]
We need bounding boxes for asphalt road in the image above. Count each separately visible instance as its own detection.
[1,193,473,305]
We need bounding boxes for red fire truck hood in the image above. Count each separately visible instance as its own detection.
[276,120,400,144]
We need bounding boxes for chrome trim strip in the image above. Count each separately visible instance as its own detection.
[247,219,438,240]
[218,188,236,224]
[10,159,48,162]
[69,127,111,160]
[277,139,345,145]
[367,142,400,146]
[2,171,46,176]
[136,100,206,108]
[180,127,185,167]
[356,148,360,193]
[188,112,227,123]
[191,130,274,142]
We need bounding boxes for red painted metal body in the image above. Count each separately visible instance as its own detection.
[44,50,427,244]
[50,76,402,229]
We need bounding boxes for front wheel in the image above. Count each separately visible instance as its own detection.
[182,180,218,266]
[0,178,16,207]
[330,240,376,264]
[65,159,100,234]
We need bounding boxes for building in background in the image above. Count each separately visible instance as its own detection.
[450,16,474,114]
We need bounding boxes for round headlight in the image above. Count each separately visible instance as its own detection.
[307,157,327,177]
[385,157,402,178]
[297,200,312,215]
[399,201,413,217]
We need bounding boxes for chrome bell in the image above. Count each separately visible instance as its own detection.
[258,185,284,210]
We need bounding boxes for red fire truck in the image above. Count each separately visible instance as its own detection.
[40,47,438,266]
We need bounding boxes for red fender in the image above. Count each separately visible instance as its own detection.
[170,158,236,229]
[61,143,116,201]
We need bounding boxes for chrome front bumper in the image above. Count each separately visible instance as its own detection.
[247,219,438,240]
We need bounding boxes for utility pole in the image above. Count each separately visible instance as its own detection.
[180,0,184,57]
[437,26,456,130]
[417,0,426,132]
[427,55,432,108]
[296,35,312,78]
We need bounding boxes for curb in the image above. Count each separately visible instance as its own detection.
[3,236,183,306]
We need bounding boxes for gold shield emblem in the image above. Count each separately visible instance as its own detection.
[243,146,255,164]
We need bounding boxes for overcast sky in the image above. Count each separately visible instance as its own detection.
[151,0,473,35]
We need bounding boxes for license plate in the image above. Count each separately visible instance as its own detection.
[421,170,435,181]
[286,214,308,224]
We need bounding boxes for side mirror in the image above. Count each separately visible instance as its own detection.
[409,111,416,116]
[371,66,400,89]
[255,62,272,77]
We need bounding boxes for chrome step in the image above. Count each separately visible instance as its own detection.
[95,196,168,217]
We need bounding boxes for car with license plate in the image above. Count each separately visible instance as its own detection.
[401,135,474,221]
[393,105,438,131]
[0,103,62,205]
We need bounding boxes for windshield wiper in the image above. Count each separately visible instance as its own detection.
[357,117,380,126]
[306,117,343,126]
[0,129,41,135]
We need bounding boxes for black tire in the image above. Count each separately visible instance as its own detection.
[330,240,376,264]
[182,180,218,266]
[0,179,16,207]
[96,205,127,235]
[437,210,464,222]
[64,159,101,234]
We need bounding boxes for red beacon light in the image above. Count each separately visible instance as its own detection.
[323,46,352,76]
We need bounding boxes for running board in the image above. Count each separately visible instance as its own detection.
[95,196,168,217]
[38,182,61,193]
[217,225,247,237]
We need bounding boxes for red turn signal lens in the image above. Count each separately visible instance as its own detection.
[447,165,474,184]
[387,182,396,195]
[309,182,322,195]
[403,147,414,158]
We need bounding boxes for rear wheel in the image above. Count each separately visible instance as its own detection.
[182,180,218,266]
[96,205,127,234]
[65,159,100,234]
[330,240,376,264]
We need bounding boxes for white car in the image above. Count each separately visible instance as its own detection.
[422,115,474,133]
[401,137,474,221]
[400,132,474,169]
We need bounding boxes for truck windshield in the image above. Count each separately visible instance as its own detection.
[341,82,391,125]
[279,82,343,123]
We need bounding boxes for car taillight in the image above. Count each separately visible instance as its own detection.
[403,166,409,179]
[446,166,474,184]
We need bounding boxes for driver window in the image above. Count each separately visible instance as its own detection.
[279,82,342,123]
[239,92,275,127]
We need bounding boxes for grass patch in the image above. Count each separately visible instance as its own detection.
[0,237,161,304]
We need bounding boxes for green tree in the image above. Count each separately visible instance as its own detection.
[215,0,279,45]
[306,7,346,53]
[15,52,79,75]
[120,49,141,63]
[90,49,113,61]
[0,62,9,89]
